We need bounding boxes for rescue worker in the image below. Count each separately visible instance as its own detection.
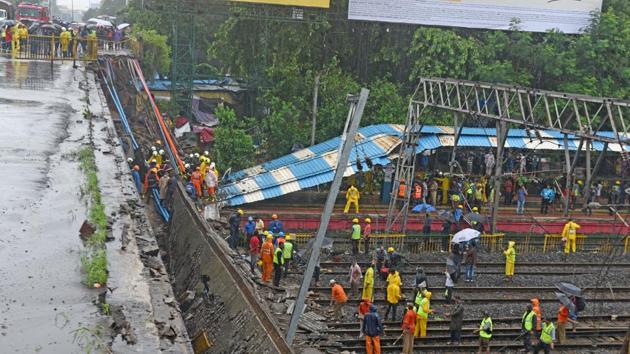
[190,167,203,198]
[386,268,402,288]
[453,204,463,230]
[228,209,243,249]
[349,260,362,299]
[387,247,400,269]
[556,304,576,344]
[143,165,160,199]
[273,241,284,287]
[415,290,432,338]
[245,216,256,238]
[363,218,372,251]
[344,185,360,214]
[255,217,265,235]
[477,312,493,354]
[413,182,423,205]
[269,214,284,234]
[260,234,274,282]
[401,303,416,354]
[561,218,581,255]
[87,29,97,59]
[282,234,294,276]
[398,179,407,200]
[533,318,556,354]
[374,245,386,281]
[503,240,516,280]
[351,218,361,256]
[531,298,543,338]
[384,277,401,321]
[470,206,481,230]
[358,298,371,338]
[209,162,219,180]
[522,304,536,351]
[249,232,260,274]
[362,263,374,302]
[60,28,70,57]
[131,165,142,193]
[158,170,170,204]
[362,304,383,354]
[329,279,348,320]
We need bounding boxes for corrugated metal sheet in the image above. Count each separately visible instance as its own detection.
[220,124,628,206]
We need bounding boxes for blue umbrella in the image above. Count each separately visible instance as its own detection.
[412,203,437,213]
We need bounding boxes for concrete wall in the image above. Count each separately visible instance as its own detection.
[164,184,292,354]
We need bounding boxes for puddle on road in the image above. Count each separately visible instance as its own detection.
[0,57,58,90]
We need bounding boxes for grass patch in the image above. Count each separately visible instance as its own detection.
[78,146,109,287]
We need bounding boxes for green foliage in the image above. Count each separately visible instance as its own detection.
[213,106,256,172]
[364,78,407,125]
[132,28,171,78]
[81,250,108,287]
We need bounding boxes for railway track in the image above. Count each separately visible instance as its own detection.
[319,261,630,268]
[309,286,630,293]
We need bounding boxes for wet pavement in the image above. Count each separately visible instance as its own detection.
[0,58,101,352]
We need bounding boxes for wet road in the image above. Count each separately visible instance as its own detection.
[0,58,100,352]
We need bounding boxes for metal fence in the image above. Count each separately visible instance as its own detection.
[3,34,129,61]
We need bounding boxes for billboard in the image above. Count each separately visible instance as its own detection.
[232,0,330,8]
[348,0,603,34]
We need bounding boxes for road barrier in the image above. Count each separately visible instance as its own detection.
[543,233,586,253]
[4,34,130,61]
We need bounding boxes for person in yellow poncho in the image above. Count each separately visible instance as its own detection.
[344,185,360,214]
[59,28,70,57]
[415,290,432,337]
[362,263,374,302]
[434,174,450,205]
[503,241,516,280]
[561,219,581,255]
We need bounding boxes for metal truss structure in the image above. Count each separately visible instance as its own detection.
[386,77,630,233]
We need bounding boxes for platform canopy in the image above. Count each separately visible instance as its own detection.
[219,124,629,206]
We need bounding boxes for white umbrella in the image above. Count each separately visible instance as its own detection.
[450,228,480,244]
[87,18,113,27]
[117,23,130,30]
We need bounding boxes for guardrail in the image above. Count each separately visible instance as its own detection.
[543,233,586,253]
[2,34,129,61]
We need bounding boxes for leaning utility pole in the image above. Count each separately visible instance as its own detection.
[285,89,369,345]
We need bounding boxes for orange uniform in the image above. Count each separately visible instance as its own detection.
[332,283,348,303]
[260,240,274,282]
[191,170,202,197]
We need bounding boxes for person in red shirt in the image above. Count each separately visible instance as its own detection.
[249,232,260,274]
[401,303,416,354]
[358,298,371,338]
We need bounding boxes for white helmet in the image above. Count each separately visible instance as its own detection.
[185,163,190,168]
[152,151,158,156]
[127,157,133,163]
[194,153,200,158]
[204,151,209,156]
[151,146,157,151]
[189,154,194,158]
[210,162,216,169]
[159,149,165,155]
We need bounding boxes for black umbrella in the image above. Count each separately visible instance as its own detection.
[438,209,456,223]
[555,292,576,313]
[464,212,487,223]
[555,282,582,297]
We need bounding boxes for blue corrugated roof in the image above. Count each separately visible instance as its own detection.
[219,124,628,206]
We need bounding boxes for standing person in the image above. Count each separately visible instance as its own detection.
[561,218,581,255]
[131,165,142,194]
[244,216,256,239]
[414,267,427,291]
[190,167,203,198]
[374,245,386,281]
[540,185,554,214]
[464,244,477,282]
[503,240,516,280]
[358,298,371,338]
[228,209,243,249]
[504,177,514,206]
[423,213,432,235]
[476,312,493,354]
[519,154,527,174]
[453,204,463,231]
[363,218,372,252]
[204,163,218,200]
[446,296,464,344]
[429,178,439,206]
[269,214,284,234]
[272,242,285,287]
[362,305,383,354]
[516,185,528,215]
[349,260,363,299]
[556,304,575,344]
[249,232,260,274]
[531,298,543,338]
[260,234,274,283]
[384,278,401,321]
[415,291,432,338]
[444,270,454,304]
[344,185,361,214]
[533,318,556,354]
[329,280,348,320]
[522,304,536,352]
[351,218,361,256]
[283,235,295,276]
[255,217,265,235]
[362,263,374,301]
[143,164,160,199]
[158,170,170,204]
[401,303,416,354]
[484,150,495,176]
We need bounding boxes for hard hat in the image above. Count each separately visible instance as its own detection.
[127,157,133,163]
[133,165,139,171]
[204,151,209,156]
[616,180,621,185]
[329,279,336,285]
[185,163,190,168]
[151,146,157,151]
[61,27,66,31]
[285,235,292,241]
[153,151,158,156]
[156,140,162,145]
[194,153,200,158]
[458,204,463,208]
[189,154,194,158]
[365,218,371,223]
[248,216,253,221]
[256,260,263,266]
[210,162,216,169]
[272,214,278,219]
[472,207,478,212]
[159,149,165,155]
[279,231,285,237]
[278,238,285,244]
[387,247,394,252]
[352,218,359,223]
[577,180,583,185]
[237,209,244,215]
[266,234,273,240]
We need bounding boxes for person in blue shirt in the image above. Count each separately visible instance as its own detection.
[244,216,256,238]
[131,165,142,194]
[540,185,554,215]
[453,204,463,230]
[269,214,284,234]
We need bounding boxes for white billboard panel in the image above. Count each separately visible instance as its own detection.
[348,0,603,34]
